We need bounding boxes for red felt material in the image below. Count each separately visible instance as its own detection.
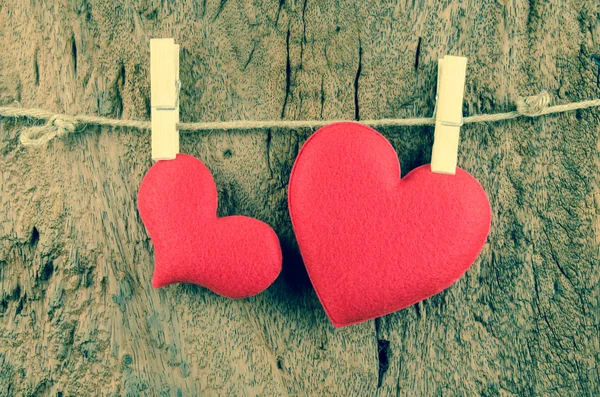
[137,154,282,298]
[288,122,491,327]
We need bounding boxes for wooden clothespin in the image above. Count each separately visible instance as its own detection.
[150,38,180,161]
[430,55,468,175]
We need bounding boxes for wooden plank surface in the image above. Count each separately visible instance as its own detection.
[0,0,598,395]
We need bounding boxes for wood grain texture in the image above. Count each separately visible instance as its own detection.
[0,0,598,395]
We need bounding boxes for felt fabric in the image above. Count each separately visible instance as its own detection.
[137,153,282,298]
[288,122,491,327]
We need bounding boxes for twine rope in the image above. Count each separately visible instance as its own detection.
[1,91,599,147]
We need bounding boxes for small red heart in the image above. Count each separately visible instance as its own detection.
[138,154,282,298]
[289,123,491,327]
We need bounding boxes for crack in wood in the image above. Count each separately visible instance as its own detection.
[377,339,390,388]
[275,0,286,26]
[33,49,40,86]
[266,129,273,178]
[243,42,257,71]
[281,28,292,118]
[320,75,325,119]
[30,226,40,246]
[214,0,229,20]
[300,0,307,67]
[375,317,390,388]
[71,35,78,74]
[414,37,422,71]
[354,37,362,121]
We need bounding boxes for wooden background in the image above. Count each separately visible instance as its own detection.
[1,0,599,395]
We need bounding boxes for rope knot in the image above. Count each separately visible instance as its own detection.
[516,91,551,117]
[20,114,77,147]
[50,115,76,136]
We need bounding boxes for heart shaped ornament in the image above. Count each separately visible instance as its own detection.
[289,122,491,327]
[138,154,282,298]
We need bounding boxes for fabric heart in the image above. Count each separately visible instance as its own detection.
[137,154,282,298]
[288,122,491,327]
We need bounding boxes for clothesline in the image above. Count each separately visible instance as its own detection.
[0,91,599,147]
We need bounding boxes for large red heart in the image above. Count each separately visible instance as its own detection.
[137,154,282,298]
[288,122,491,327]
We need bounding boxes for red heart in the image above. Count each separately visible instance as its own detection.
[289,123,491,327]
[137,154,282,298]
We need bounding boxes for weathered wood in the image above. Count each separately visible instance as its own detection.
[0,0,598,395]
